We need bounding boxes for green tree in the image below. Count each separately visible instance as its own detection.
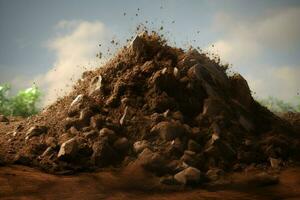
[258,96,299,113]
[0,84,41,117]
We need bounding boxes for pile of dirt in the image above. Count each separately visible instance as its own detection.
[0,32,299,186]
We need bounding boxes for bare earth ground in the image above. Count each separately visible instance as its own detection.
[0,165,300,200]
[1,114,300,200]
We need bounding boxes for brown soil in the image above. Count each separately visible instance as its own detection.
[1,165,300,200]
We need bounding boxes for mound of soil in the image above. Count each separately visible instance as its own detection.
[0,32,299,186]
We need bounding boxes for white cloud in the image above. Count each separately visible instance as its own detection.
[207,7,300,101]
[36,20,111,106]
[212,7,300,50]
[246,65,300,100]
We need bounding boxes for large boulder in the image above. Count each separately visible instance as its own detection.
[230,73,253,108]
[201,63,230,89]
[202,98,227,117]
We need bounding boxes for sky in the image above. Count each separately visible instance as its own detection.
[0,0,300,106]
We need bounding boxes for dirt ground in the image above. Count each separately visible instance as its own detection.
[0,165,300,200]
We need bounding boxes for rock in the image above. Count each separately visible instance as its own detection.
[163,109,171,118]
[0,115,9,122]
[90,114,105,129]
[165,139,184,157]
[68,94,85,116]
[58,133,73,145]
[121,97,131,106]
[269,157,282,169]
[91,141,118,167]
[181,150,198,166]
[172,137,185,148]
[204,138,236,163]
[202,64,230,89]
[79,107,93,122]
[151,68,179,96]
[83,130,98,140]
[148,92,178,112]
[239,115,254,132]
[113,137,129,152]
[11,131,18,137]
[64,117,80,130]
[99,128,116,143]
[160,175,180,185]
[187,140,201,152]
[64,115,91,130]
[202,98,226,117]
[138,148,165,173]
[130,33,146,58]
[151,121,186,141]
[119,106,128,125]
[174,167,202,185]
[14,154,32,165]
[25,126,48,140]
[172,111,184,122]
[41,147,54,157]
[150,113,165,124]
[70,126,80,134]
[187,64,224,98]
[247,172,279,186]
[45,137,57,148]
[89,75,102,95]
[230,73,253,108]
[57,138,78,161]
[133,140,149,154]
[189,61,230,91]
[70,94,83,108]
[189,64,213,83]
[166,160,188,174]
[206,168,224,181]
[244,139,252,146]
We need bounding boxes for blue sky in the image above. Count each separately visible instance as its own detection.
[0,0,300,105]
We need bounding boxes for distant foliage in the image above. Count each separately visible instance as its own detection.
[0,84,41,117]
[258,96,300,113]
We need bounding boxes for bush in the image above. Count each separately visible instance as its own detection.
[257,96,300,113]
[0,84,41,117]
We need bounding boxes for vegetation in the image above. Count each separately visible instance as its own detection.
[257,96,300,113]
[0,84,41,117]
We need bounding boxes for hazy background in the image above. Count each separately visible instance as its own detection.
[0,0,299,106]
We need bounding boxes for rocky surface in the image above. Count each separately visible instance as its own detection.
[0,32,299,187]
